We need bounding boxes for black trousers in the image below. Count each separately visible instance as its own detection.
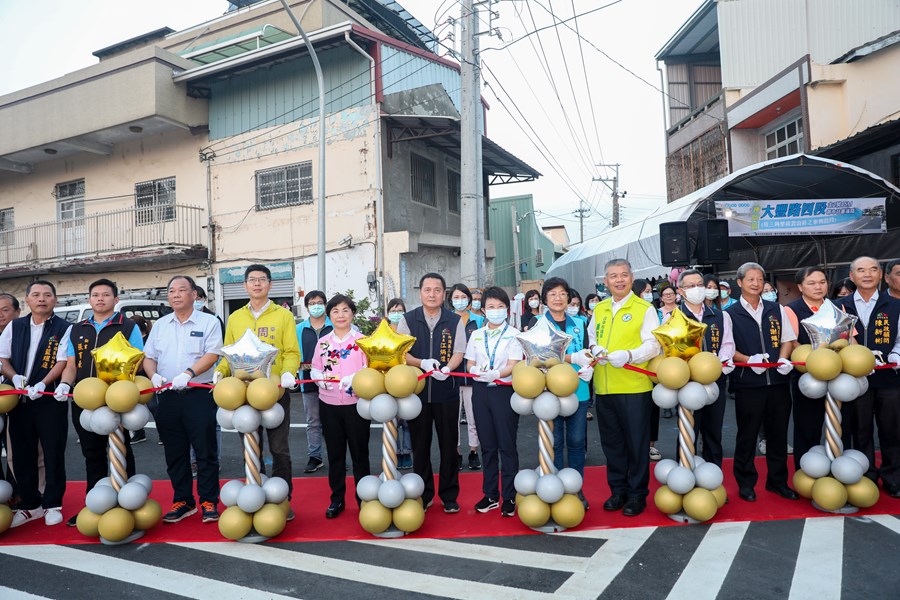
[157,388,219,505]
[471,383,519,501]
[692,379,727,467]
[596,392,651,498]
[409,398,460,505]
[733,385,791,489]
[650,403,660,442]
[855,386,900,488]
[259,391,293,497]
[319,400,370,504]
[71,402,135,493]
[791,376,825,470]
[9,397,68,509]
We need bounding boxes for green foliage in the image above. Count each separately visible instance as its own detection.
[343,289,379,336]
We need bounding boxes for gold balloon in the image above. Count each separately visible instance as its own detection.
[840,345,876,378]
[791,344,813,374]
[512,366,546,399]
[356,320,416,373]
[0,384,20,414]
[106,380,140,413]
[234,369,252,381]
[132,499,162,530]
[75,506,103,537]
[845,476,880,508]
[219,506,254,540]
[0,504,13,534]
[98,507,136,542]
[133,375,154,404]
[277,499,292,517]
[656,357,691,389]
[517,494,551,528]
[682,488,718,522]
[247,378,280,410]
[392,498,426,533]
[515,492,526,506]
[91,332,144,384]
[385,365,419,398]
[359,500,393,534]
[253,503,288,538]
[213,377,247,410]
[688,351,723,385]
[550,493,586,528]
[811,476,848,511]
[652,310,707,359]
[711,485,727,508]
[654,485,683,514]
[647,355,664,384]
[352,368,387,400]
[806,348,843,381]
[828,339,850,351]
[73,377,109,410]
[793,469,817,499]
[545,364,579,397]
[413,367,426,395]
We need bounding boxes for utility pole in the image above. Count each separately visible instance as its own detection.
[511,205,521,291]
[459,0,479,286]
[593,163,622,227]
[573,200,590,243]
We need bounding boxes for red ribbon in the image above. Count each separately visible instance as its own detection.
[419,369,512,386]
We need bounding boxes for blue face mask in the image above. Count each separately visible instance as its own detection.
[193,300,205,311]
[485,308,507,325]
[762,291,778,302]
[471,300,481,311]
[308,304,326,318]
[388,311,403,324]
[451,298,469,311]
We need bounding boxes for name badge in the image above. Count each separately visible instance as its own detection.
[622,314,633,322]
[190,331,203,337]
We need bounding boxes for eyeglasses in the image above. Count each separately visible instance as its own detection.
[246,277,269,284]
[546,292,567,300]
[679,283,704,290]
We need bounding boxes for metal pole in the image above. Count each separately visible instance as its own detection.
[280,0,326,290]
[473,15,485,288]
[459,0,479,286]
[512,205,521,291]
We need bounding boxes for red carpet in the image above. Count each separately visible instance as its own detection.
[2,457,899,546]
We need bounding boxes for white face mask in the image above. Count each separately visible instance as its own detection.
[566,306,580,316]
[193,300,205,311]
[704,288,719,300]
[641,293,654,303]
[388,311,403,323]
[528,299,540,309]
[720,290,730,299]
[762,291,778,302]
[684,287,706,305]
[485,308,507,325]
[308,304,326,318]
[588,301,598,310]
[451,298,469,311]
[471,300,481,310]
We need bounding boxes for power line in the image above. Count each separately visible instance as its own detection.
[569,0,605,165]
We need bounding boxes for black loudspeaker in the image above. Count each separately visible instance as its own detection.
[697,219,730,264]
[659,222,690,266]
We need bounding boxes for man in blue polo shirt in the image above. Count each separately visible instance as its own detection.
[295,290,332,473]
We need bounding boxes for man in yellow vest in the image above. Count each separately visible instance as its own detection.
[583,258,661,516]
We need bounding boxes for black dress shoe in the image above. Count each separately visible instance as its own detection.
[738,487,756,502]
[765,483,799,500]
[622,497,646,517]
[885,484,900,498]
[603,494,626,511]
[325,501,345,518]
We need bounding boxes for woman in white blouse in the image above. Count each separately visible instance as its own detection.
[465,287,524,517]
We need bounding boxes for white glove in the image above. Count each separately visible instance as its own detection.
[474,369,500,383]
[607,350,630,368]
[151,373,167,389]
[469,365,484,378]
[721,359,735,375]
[577,366,594,382]
[11,374,26,390]
[872,350,885,366]
[26,382,46,400]
[310,369,332,391]
[170,372,191,390]
[212,371,224,384]
[339,374,355,392]
[589,345,607,358]
[54,383,71,402]
[569,351,593,368]
[748,353,769,375]
[888,352,900,371]
[431,366,451,381]
[281,372,297,390]
[776,357,794,375]
[419,358,440,373]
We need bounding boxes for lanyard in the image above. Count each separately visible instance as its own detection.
[483,323,508,369]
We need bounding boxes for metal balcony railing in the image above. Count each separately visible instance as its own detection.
[0,204,205,268]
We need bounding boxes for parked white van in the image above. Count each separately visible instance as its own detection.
[54,300,172,325]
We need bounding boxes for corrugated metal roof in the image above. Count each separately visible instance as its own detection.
[656,0,718,60]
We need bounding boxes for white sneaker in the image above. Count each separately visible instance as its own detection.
[11,507,45,528]
[787,444,794,455]
[758,439,767,455]
[44,507,63,526]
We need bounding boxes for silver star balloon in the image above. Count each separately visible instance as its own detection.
[801,299,858,349]
[220,328,279,378]
[516,317,573,369]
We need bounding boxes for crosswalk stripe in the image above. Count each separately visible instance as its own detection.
[552,526,657,598]
[789,517,844,600]
[353,537,590,573]
[869,514,900,536]
[0,586,52,600]
[0,545,296,600]
[666,521,750,600]
[174,541,561,600]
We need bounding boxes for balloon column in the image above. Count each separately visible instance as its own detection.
[0,385,17,534]
[791,303,880,513]
[354,320,427,537]
[650,312,728,523]
[213,330,291,542]
[73,333,161,544]
[509,319,585,532]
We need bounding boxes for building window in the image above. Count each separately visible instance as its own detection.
[0,208,13,246]
[411,153,436,207]
[447,170,461,213]
[256,161,313,210]
[765,118,804,160]
[135,177,176,225]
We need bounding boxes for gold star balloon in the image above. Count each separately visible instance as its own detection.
[91,332,145,383]
[652,310,707,360]
[356,319,416,372]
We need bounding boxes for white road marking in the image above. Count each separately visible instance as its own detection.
[666,521,749,600]
[0,587,53,600]
[869,514,900,536]
[789,517,844,600]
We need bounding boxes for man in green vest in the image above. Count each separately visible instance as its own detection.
[584,258,661,516]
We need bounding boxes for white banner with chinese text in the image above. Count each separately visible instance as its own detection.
[715,198,886,236]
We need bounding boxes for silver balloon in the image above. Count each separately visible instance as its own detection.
[856,376,869,396]
[666,466,696,494]
[128,474,153,493]
[369,393,398,423]
[558,394,579,417]
[399,472,425,499]
[799,450,831,478]
[798,373,828,399]
[830,455,865,484]
[220,479,245,507]
[90,406,120,435]
[232,405,261,433]
[510,393,534,416]
[121,404,151,431]
[260,402,285,429]
[532,391,561,421]
[693,462,723,490]
[842,449,870,472]
[557,467,583,494]
[0,480,12,504]
[356,398,371,420]
[377,479,406,508]
[654,458,678,485]
[356,475,382,502]
[262,476,290,504]
[397,394,423,420]
[117,481,149,510]
[516,318,573,368]
[79,408,95,432]
[514,469,539,495]
[652,384,679,409]
[828,373,860,402]
[800,299,858,349]
[535,473,565,504]
[703,383,720,405]
[677,382,707,411]
[809,444,827,455]
[693,455,706,467]
[216,407,235,430]
[237,484,267,513]
[95,477,113,488]
[85,485,119,514]
[220,328,279,378]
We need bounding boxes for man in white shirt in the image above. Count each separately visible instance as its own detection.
[143,276,223,524]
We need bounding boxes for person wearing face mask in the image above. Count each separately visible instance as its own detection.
[584,293,600,318]
[719,281,737,310]
[448,284,483,472]
[702,275,722,311]
[470,289,485,318]
[386,298,413,469]
[521,290,543,331]
[567,289,588,329]
[295,291,332,475]
[465,287,524,517]
[193,285,225,336]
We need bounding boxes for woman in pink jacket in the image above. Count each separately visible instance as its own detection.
[310,294,370,519]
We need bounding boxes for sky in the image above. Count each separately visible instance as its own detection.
[0,0,702,244]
